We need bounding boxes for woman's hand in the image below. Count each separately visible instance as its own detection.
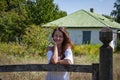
[51,38,57,45]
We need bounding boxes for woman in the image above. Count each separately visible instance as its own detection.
[46,27,74,80]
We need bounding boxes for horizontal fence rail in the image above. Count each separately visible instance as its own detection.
[0,64,93,73]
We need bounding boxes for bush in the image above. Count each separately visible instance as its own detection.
[0,42,26,56]
[22,25,50,56]
[0,25,54,57]
[72,44,101,56]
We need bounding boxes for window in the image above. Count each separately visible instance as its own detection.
[82,31,91,44]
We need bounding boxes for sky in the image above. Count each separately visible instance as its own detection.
[53,0,116,15]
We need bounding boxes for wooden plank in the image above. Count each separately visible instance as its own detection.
[0,64,92,73]
[92,63,99,80]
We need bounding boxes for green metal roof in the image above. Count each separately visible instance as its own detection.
[43,9,120,29]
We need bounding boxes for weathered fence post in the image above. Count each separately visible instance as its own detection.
[99,27,113,80]
[92,63,99,80]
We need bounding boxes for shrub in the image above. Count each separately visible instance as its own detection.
[0,42,26,56]
[73,44,100,56]
[22,25,50,56]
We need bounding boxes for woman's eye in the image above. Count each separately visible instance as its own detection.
[54,35,63,38]
[59,36,63,38]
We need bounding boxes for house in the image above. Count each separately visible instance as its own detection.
[43,9,120,50]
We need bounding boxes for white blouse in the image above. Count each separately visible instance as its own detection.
[46,48,74,80]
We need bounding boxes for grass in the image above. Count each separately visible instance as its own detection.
[0,53,120,80]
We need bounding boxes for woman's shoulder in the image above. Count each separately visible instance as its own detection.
[65,47,72,52]
[66,46,72,50]
[46,46,53,52]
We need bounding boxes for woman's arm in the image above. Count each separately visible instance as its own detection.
[58,48,73,65]
[57,59,71,64]
[49,45,58,64]
[48,38,59,64]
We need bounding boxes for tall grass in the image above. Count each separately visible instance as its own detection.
[0,43,120,80]
[0,53,120,80]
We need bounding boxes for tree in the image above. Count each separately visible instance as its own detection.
[0,0,28,42]
[23,25,50,55]
[111,0,120,23]
[0,0,67,42]
[25,0,67,25]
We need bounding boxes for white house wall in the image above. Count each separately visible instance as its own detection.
[90,29,101,44]
[67,28,117,50]
[67,29,82,44]
[109,29,118,50]
[67,28,102,45]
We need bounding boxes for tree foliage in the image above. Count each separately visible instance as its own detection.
[0,0,67,42]
[22,25,50,55]
[0,0,27,42]
[25,0,67,25]
[111,0,120,23]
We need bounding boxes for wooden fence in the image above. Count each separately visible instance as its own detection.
[0,27,113,80]
[0,63,99,80]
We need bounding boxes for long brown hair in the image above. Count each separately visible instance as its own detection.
[52,27,73,58]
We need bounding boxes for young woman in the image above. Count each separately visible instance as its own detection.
[46,27,74,80]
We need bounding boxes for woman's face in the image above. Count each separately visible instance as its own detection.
[53,30,64,45]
